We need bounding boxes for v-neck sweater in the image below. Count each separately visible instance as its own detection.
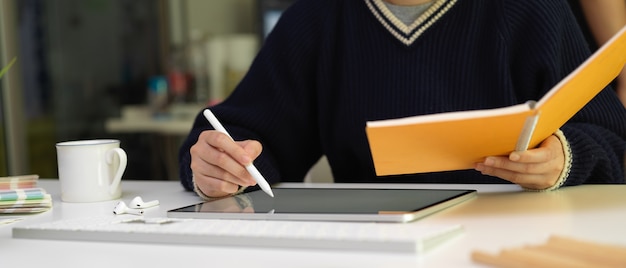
[179,0,626,191]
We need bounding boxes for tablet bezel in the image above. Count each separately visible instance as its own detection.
[167,188,476,223]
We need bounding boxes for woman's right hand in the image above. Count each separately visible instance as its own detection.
[190,130,263,198]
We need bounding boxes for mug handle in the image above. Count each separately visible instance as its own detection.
[106,148,127,195]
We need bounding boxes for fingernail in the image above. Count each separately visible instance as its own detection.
[484,157,495,166]
[510,153,520,161]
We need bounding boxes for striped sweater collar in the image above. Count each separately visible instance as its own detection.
[365,0,458,46]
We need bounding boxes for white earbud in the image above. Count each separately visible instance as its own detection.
[112,201,144,215]
[129,196,160,209]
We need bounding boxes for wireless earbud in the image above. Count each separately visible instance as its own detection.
[112,201,144,215]
[129,196,160,209]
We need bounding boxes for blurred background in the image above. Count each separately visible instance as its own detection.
[0,0,296,180]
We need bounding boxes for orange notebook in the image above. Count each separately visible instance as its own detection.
[366,25,626,176]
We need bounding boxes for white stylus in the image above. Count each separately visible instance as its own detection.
[203,109,275,198]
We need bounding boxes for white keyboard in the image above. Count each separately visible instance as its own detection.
[13,215,462,254]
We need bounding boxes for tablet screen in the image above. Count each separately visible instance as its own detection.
[168,188,476,223]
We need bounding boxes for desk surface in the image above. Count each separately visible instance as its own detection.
[2,180,625,268]
[105,104,202,135]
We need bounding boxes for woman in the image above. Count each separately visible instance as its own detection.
[179,0,626,199]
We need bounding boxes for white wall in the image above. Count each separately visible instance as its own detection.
[188,0,256,35]
[169,0,256,46]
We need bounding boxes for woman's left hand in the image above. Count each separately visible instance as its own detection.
[475,135,565,190]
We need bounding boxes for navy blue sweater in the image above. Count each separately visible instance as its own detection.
[179,0,626,191]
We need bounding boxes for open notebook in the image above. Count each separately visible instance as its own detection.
[366,24,626,176]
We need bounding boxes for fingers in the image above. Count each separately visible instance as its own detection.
[190,130,263,197]
[191,132,254,186]
[475,156,555,189]
[476,135,564,190]
[508,136,562,165]
[194,175,240,198]
[204,130,254,166]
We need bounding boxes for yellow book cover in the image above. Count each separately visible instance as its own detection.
[366,25,626,176]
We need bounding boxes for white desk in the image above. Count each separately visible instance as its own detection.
[2,180,626,268]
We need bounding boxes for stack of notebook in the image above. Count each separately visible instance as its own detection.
[0,175,51,214]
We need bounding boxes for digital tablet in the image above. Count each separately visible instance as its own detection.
[167,188,476,223]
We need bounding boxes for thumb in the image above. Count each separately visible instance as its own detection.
[239,140,263,160]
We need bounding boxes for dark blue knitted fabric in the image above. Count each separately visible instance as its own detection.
[179,0,626,191]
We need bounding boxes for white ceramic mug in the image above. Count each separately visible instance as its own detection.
[56,139,127,202]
